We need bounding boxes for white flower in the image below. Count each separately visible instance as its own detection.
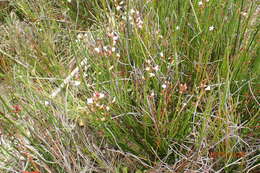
[198,1,203,6]
[67,0,72,2]
[87,98,94,104]
[205,86,211,91]
[99,93,105,99]
[206,0,209,2]
[130,9,135,14]
[44,101,50,106]
[111,47,116,52]
[149,73,155,77]
[209,26,215,31]
[153,65,159,72]
[122,16,127,20]
[159,52,164,57]
[241,12,247,17]
[94,92,105,99]
[103,46,109,52]
[137,23,143,29]
[145,67,151,71]
[77,33,83,39]
[116,6,122,11]
[146,59,151,64]
[94,47,101,53]
[71,80,81,86]
[113,35,119,41]
[162,84,167,89]
[176,26,180,30]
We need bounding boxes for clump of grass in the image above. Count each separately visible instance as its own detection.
[0,0,259,172]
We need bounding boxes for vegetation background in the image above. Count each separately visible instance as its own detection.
[0,0,259,172]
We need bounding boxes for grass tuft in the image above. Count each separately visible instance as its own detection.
[0,0,259,172]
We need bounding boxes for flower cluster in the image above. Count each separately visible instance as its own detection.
[198,0,210,6]
[76,32,95,47]
[115,0,124,11]
[86,91,113,121]
[121,9,144,29]
[12,105,22,113]
[107,31,120,46]
[144,59,160,78]
[179,83,188,94]
[91,31,120,58]
[76,30,120,58]
[162,84,167,89]
[94,45,113,56]
[114,1,144,29]
[199,82,211,91]
[209,25,214,31]
[87,91,106,105]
